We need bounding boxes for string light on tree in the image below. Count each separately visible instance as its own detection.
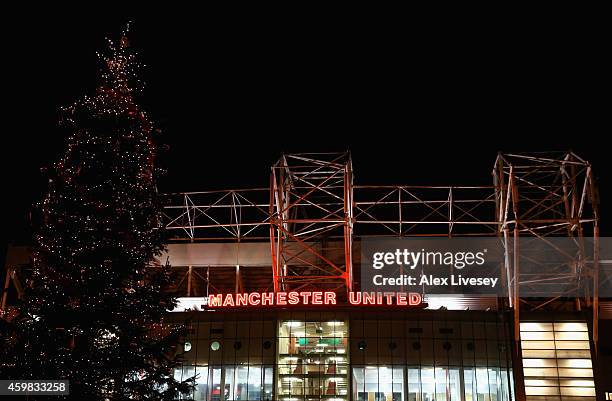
[2,24,193,400]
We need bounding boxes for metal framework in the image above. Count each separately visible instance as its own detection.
[270,152,353,294]
[162,151,601,340]
[163,186,500,240]
[163,185,502,297]
[164,188,270,241]
[494,152,600,344]
[2,151,602,343]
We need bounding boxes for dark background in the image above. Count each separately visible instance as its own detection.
[1,17,609,265]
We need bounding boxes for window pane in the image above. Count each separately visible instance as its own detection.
[353,366,404,401]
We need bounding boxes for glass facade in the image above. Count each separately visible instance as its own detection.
[278,317,349,400]
[171,311,514,401]
[173,315,276,400]
[349,312,514,401]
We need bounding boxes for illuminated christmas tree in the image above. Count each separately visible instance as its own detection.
[8,26,192,400]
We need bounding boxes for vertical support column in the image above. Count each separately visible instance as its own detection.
[270,169,280,292]
[235,264,240,294]
[513,226,520,343]
[508,166,526,401]
[593,225,599,351]
[503,228,512,308]
[495,155,513,310]
[343,159,354,295]
[561,156,583,310]
[448,187,453,237]
[589,166,600,351]
[187,266,192,297]
[509,167,521,343]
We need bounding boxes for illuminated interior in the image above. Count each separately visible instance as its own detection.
[172,318,277,401]
[278,319,349,401]
[350,365,512,401]
[520,321,595,401]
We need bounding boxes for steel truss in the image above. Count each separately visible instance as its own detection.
[162,183,501,301]
[163,172,502,298]
[3,152,600,341]
[162,152,600,326]
[270,152,354,295]
[160,151,601,339]
[494,152,600,344]
[164,188,270,241]
[164,186,500,240]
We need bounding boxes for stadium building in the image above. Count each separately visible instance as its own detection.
[3,151,611,400]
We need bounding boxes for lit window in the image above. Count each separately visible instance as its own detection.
[521,320,594,400]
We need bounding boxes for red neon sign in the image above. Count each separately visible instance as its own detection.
[207,291,422,308]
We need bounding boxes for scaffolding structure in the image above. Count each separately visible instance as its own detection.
[270,152,353,294]
[2,151,602,344]
[494,152,600,343]
[162,151,601,342]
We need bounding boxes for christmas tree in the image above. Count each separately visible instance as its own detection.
[5,26,192,400]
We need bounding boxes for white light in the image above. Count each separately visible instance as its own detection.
[425,296,465,310]
[171,297,208,312]
[327,321,344,326]
[558,359,592,368]
[284,321,302,327]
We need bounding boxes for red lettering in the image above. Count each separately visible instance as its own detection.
[349,292,361,305]
[288,292,300,305]
[262,292,274,306]
[236,293,248,306]
[363,292,376,305]
[248,293,260,306]
[223,294,235,307]
[209,291,421,308]
[209,294,222,307]
[300,292,312,304]
[409,293,422,306]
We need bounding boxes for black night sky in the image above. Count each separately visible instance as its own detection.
[2,17,609,264]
